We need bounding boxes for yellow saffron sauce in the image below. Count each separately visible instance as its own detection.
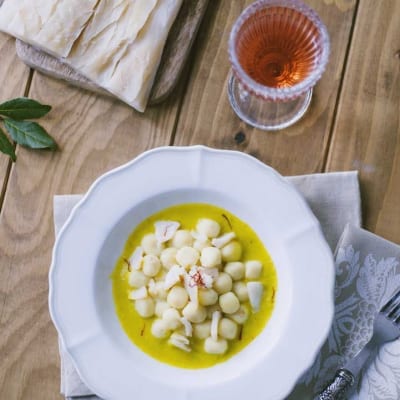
[111,203,277,369]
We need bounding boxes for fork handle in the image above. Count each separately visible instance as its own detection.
[316,369,355,400]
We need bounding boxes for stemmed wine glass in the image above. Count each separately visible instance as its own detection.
[228,0,330,131]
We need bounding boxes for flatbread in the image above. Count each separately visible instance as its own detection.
[0,0,99,58]
[104,0,183,112]
[68,0,158,83]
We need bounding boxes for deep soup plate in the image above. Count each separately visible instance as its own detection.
[49,146,335,400]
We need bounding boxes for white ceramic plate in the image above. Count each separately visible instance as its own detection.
[49,146,334,400]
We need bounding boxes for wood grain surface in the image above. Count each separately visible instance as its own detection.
[326,0,400,242]
[0,32,30,209]
[1,1,400,399]
[15,0,209,106]
[173,0,358,176]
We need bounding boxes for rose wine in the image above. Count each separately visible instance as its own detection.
[236,6,320,88]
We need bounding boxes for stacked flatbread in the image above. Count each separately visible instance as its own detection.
[0,0,183,112]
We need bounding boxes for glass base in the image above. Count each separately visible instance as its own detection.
[228,74,312,131]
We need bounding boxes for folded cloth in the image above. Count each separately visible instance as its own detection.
[53,171,362,399]
[287,225,400,400]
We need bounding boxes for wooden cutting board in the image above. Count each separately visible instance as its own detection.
[1,0,209,106]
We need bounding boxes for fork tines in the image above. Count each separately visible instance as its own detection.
[381,289,400,323]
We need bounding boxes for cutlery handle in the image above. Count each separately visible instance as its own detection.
[316,369,355,400]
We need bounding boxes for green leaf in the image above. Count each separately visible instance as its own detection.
[0,97,51,120]
[4,119,57,150]
[0,127,16,161]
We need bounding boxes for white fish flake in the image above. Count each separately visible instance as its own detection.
[184,271,199,305]
[201,267,219,280]
[164,265,185,290]
[169,333,191,352]
[180,317,193,337]
[129,246,143,270]
[148,279,157,297]
[128,286,148,300]
[155,220,180,243]
[211,310,221,341]
[190,230,208,242]
[247,282,264,312]
[198,267,214,288]
[211,232,236,248]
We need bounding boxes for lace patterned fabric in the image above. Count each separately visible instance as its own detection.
[287,225,400,400]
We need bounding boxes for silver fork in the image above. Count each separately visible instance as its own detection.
[317,288,400,400]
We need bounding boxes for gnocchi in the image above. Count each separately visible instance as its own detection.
[155,300,170,317]
[219,318,238,340]
[182,302,207,323]
[219,292,240,314]
[171,229,193,248]
[221,241,242,262]
[245,260,263,279]
[204,337,228,354]
[141,233,164,256]
[193,321,211,339]
[142,254,161,277]
[213,272,232,294]
[224,261,245,281]
[167,286,189,309]
[230,305,249,324]
[162,308,181,330]
[135,298,155,318]
[119,214,270,357]
[153,281,168,300]
[160,247,177,269]
[197,218,221,238]
[198,288,218,306]
[193,239,211,252]
[128,270,149,288]
[176,246,200,268]
[233,281,249,302]
[200,247,221,268]
[151,319,170,338]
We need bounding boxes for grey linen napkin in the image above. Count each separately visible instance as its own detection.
[54,171,364,399]
[287,225,400,400]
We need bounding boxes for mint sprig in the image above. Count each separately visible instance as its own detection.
[0,97,57,162]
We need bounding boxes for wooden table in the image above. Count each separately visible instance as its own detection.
[0,1,399,398]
